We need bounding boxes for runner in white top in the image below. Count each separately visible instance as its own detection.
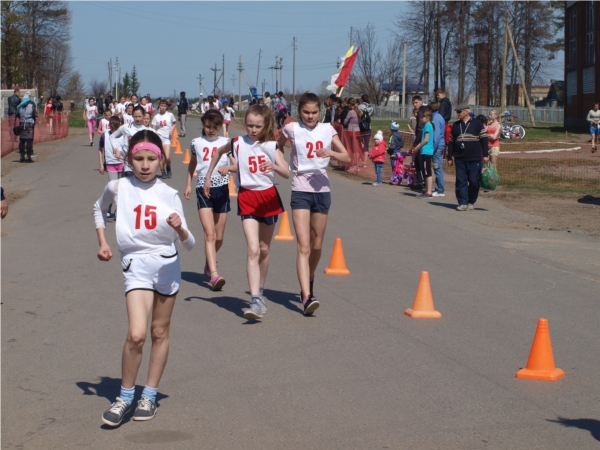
[110,106,153,174]
[116,95,126,118]
[184,110,233,291]
[277,92,350,315]
[93,130,195,426]
[83,97,99,146]
[151,99,177,179]
[96,109,112,135]
[220,101,235,138]
[122,103,134,126]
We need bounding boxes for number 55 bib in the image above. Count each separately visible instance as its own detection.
[293,122,331,175]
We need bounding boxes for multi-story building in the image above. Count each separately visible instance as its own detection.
[565,1,600,127]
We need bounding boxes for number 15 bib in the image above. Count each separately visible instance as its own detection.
[293,122,331,175]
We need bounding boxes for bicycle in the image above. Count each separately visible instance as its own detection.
[500,110,526,139]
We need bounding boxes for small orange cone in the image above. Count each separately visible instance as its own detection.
[516,318,564,381]
[173,128,179,140]
[174,140,183,155]
[228,175,237,197]
[324,238,350,275]
[182,148,191,164]
[404,272,441,318]
[274,211,294,241]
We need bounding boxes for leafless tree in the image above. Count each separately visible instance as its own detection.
[89,78,107,98]
[65,71,85,103]
[348,23,385,105]
[45,41,72,96]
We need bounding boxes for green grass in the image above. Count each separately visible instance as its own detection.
[68,109,86,128]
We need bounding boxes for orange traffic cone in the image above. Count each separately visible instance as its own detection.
[182,148,191,164]
[324,238,350,275]
[228,175,237,197]
[404,272,441,318]
[174,140,183,155]
[516,318,564,381]
[274,212,294,241]
[173,128,179,140]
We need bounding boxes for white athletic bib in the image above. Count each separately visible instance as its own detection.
[116,177,179,256]
[98,118,110,134]
[103,130,120,165]
[152,112,176,139]
[116,103,126,116]
[192,136,229,177]
[293,122,331,175]
[234,136,276,191]
[123,114,133,125]
[86,105,98,120]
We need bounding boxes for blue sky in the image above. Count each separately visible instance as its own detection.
[69,1,408,98]
[69,1,564,99]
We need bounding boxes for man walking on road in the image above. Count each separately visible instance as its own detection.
[447,104,488,211]
[178,91,188,137]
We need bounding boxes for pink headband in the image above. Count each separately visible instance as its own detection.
[131,142,162,160]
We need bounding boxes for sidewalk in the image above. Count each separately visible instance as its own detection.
[2,119,600,449]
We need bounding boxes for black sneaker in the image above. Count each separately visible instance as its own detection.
[25,158,34,163]
[166,165,172,178]
[161,171,167,179]
[303,296,320,316]
[102,397,131,426]
[19,155,25,163]
[132,395,157,421]
[90,141,94,146]
[310,278,314,299]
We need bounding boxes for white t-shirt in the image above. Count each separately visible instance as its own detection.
[116,103,126,116]
[86,105,98,120]
[222,107,235,121]
[97,118,111,134]
[102,130,121,165]
[151,112,177,139]
[122,113,133,126]
[92,177,195,259]
[232,135,277,191]
[191,136,230,188]
[110,123,153,172]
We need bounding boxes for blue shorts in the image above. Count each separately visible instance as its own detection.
[290,191,331,213]
[240,214,279,225]
[591,127,600,136]
[196,185,231,213]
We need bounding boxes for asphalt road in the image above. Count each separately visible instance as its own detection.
[2,118,600,449]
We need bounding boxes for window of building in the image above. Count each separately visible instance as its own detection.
[568,7,578,69]
[585,1,595,66]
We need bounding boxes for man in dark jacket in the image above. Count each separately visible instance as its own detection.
[437,89,452,123]
[105,92,113,109]
[7,88,21,141]
[178,91,188,137]
[447,104,489,211]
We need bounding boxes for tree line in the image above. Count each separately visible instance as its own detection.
[347,1,563,107]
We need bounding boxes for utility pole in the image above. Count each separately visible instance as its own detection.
[500,9,509,111]
[210,64,221,96]
[402,41,407,119]
[348,27,353,95]
[108,59,112,94]
[197,74,203,98]
[231,74,236,98]
[506,11,536,126]
[349,26,353,47]
[238,56,243,111]
[269,57,279,93]
[222,54,225,96]
[280,58,283,94]
[262,79,266,96]
[292,37,297,103]
[113,57,120,99]
[256,49,261,87]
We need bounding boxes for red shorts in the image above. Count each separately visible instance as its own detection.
[237,186,284,218]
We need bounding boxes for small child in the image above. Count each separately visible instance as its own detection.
[98,116,124,218]
[97,109,112,135]
[386,121,405,170]
[369,130,387,186]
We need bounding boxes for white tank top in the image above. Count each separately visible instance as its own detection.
[123,114,134,125]
[103,130,120,165]
[292,122,331,175]
[86,105,97,120]
[233,135,277,191]
[116,177,180,257]
[191,136,230,187]
[98,118,110,134]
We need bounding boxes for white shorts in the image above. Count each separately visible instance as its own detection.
[160,136,171,145]
[122,252,181,297]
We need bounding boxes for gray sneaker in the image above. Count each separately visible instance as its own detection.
[256,297,267,314]
[132,395,157,421]
[244,300,263,320]
[468,203,474,210]
[456,204,469,211]
[432,191,445,197]
[102,397,131,426]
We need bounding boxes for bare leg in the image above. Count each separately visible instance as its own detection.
[242,218,275,296]
[121,290,154,389]
[146,293,176,389]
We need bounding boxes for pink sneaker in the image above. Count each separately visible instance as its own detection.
[210,275,226,291]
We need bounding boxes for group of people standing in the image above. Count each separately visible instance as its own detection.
[94,92,350,427]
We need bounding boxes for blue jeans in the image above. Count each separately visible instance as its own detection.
[454,159,481,206]
[433,146,445,194]
[374,162,383,184]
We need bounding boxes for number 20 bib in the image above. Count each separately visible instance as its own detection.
[293,122,331,175]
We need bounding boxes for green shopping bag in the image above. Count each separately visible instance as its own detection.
[479,162,499,190]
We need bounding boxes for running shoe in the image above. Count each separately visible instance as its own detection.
[256,297,267,314]
[161,170,167,179]
[456,204,469,211]
[210,275,226,291]
[303,296,320,316]
[204,262,211,278]
[167,165,172,179]
[432,192,445,197]
[243,300,263,320]
[90,141,94,146]
[468,203,474,211]
[417,193,433,199]
[102,397,131,426]
[372,182,382,187]
[132,395,157,421]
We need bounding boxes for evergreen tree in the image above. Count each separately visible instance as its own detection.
[122,72,131,95]
[130,65,140,96]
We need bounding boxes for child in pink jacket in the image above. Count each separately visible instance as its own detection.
[369,130,387,186]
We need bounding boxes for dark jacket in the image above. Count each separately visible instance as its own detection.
[104,96,113,108]
[178,98,188,116]
[412,105,429,146]
[439,97,452,123]
[8,94,21,116]
[447,118,488,161]
[96,98,105,114]
[386,131,405,155]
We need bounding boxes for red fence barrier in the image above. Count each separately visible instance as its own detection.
[1,112,69,157]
